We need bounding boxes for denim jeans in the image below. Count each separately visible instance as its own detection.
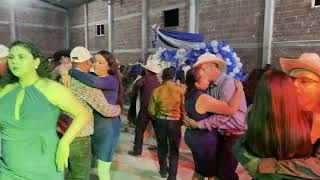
[67,136,92,180]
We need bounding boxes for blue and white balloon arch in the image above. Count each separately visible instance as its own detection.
[149,25,245,81]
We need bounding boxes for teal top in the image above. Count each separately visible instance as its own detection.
[0,84,63,180]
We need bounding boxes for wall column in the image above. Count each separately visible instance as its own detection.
[9,4,16,42]
[188,0,199,33]
[108,1,114,53]
[65,12,70,49]
[141,0,148,61]
[84,3,89,48]
[262,0,275,67]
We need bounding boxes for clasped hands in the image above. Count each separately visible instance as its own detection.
[183,115,198,129]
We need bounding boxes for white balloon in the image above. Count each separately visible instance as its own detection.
[229,72,235,77]
[176,48,187,58]
[233,68,240,73]
[194,44,201,50]
[213,48,218,53]
[226,61,232,65]
[225,58,230,62]
[233,52,237,57]
[236,57,241,62]
[236,62,243,68]
[222,45,231,52]
[210,40,219,48]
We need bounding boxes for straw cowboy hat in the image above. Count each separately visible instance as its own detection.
[280,53,320,77]
[143,61,161,74]
[193,53,226,71]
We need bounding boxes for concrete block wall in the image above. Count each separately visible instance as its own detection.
[68,0,189,65]
[271,0,320,67]
[0,0,67,57]
[198,0,265,72]
[67,0,320,71]
[147,0,189,49]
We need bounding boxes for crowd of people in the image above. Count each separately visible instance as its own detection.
[0,41,320,180]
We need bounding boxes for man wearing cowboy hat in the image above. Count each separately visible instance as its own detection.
[185,53,247,180]
[128,60,161,156]
[239,53,320,179]
[0,44,9,77]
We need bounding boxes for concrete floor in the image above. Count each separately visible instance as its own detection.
[92,115,252,180]
[0,115,252,180]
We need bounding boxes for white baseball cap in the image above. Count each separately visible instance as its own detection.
[0,44,9,58]
[70,46,91,63]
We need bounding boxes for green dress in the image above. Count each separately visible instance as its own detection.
[0,84,63,180]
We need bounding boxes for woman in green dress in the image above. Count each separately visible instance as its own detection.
[0,41,91,180]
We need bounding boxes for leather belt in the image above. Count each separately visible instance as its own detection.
[220,131,244,137]
[156,115,180,120]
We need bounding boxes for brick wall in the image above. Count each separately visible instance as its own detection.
[273,0,320,41]
[87,1,108,22]
[0,0,67,57]
[0,25,10,46]
[69,5,85,26]
[70,28,85,48]
[69,0,189,65]
[68,0,320,71]
[271,0,320,67]
[147,1,189,49]
[199,0,265,72]
[88,25,108,51]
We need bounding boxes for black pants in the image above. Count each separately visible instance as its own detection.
[216,133,241,180]
[133,109,156,154]
[154,119,182,180]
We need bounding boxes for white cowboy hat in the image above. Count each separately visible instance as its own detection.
[0,44,9,58]
[280,53,320,77]
[193,53,226,71]
[143,61,161,74]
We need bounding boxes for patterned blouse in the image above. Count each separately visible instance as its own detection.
[61,75,121,137]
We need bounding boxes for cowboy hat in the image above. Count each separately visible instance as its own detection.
[143,61,161,74]
[0,44,9,58]
[280,53,320,77]
[193,53,226,71]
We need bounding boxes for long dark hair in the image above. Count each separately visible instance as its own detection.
[243,68,267,105]
[185,66,203,97]
[246,70,312,160]
[0,41,49,88]
[97,50,124,110]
